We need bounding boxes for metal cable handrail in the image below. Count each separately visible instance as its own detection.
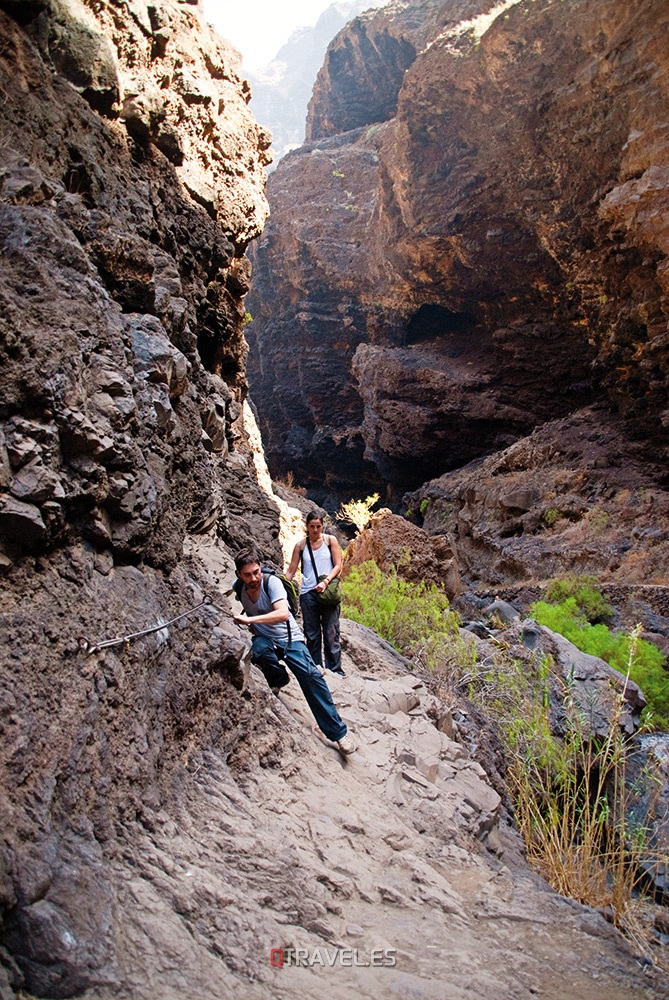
[78,597,213,655]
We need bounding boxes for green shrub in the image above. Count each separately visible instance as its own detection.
[508,682,650,924]
[542,508,563,527]
[544,574,614,623]
[341,560,469,673]
[531,596,669,729]
[342,559,659,937]
[469,629,660,928]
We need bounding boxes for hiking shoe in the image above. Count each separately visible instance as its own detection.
[337,733,357,755]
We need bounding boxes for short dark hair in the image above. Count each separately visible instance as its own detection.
[306,510,323,525]
[234,547,261,572]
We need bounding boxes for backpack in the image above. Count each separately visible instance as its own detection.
[233,567,300,618]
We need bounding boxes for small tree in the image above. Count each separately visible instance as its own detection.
[335,492,380,534]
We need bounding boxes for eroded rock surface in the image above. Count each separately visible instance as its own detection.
[405,405,669,589]
[0,0,276,567]
[0,1,286,993]
[5,618,665,1000]
[247,0,669,502]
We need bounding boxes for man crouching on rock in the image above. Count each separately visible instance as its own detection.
[232,548,356,756]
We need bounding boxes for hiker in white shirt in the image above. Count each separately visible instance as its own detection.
[286,512,344,676]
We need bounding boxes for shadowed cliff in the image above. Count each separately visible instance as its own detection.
[0,1,287,993]
[246,0,669,507]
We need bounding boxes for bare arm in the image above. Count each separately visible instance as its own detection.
[285,541,302,581]
[233,598,289,628]
[328,535,343,579]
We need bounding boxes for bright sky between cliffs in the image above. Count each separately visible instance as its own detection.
[202,0,335,71]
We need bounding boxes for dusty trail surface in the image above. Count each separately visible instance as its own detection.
[83,621,668,999]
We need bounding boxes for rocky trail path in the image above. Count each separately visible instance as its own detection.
[83,620,669,1000]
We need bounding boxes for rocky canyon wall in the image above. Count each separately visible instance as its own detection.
[246,0,669,507]
[0,1,289,994]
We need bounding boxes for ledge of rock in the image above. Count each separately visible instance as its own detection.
[405,405,669,589]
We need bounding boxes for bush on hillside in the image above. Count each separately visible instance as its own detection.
[343,560,663,939]
[531,595,669,729]
[544,574,614,623]
[341,560,469,673]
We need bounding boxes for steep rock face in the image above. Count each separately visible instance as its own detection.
[305,0,421,139]
[0,0,276,566]
[0,2,289,994]
[247,0,669,500]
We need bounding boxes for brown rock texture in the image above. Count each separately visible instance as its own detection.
[405,404,669,589]
[246,0,669,501]
[0,0,276,567]
[343,507,463,598]
[0,1,284,994]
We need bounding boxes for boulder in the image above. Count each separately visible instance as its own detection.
[343,508,462,598]
[0,495,47,548]
[544,627,646,737]
[624,734,669,898]
[483,600,521,625]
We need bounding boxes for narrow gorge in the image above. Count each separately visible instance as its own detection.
[247,0,669,558]
[1,1,669,998]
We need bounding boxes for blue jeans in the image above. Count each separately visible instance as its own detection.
[300,590,343,674]
[251,635,347,742]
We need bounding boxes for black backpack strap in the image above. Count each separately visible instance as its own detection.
[306,538,319,584]
[306,538,333,580]
[262,570,292,646]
